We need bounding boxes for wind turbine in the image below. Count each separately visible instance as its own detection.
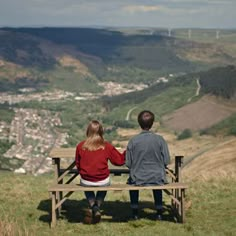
[188,29,192,39]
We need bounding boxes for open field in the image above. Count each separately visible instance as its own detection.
[162,95,236,131]
[0,171,235,236]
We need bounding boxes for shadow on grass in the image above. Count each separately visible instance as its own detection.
[37,198,176,224]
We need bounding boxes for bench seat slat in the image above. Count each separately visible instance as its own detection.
[48,182,188,192]
[59,168,130,175]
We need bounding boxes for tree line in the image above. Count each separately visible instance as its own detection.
[199,65,236,99]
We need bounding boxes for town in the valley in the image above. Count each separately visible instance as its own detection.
[0,80,157,175]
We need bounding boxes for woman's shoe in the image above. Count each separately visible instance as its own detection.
[83,208,93,224]
[92,204,101,224]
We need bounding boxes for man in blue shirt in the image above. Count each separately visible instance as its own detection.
[126,110,170,220]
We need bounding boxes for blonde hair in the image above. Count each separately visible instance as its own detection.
[82,120,105,151]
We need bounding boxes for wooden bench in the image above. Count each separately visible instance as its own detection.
[49,182,188,227]
[48,148,188,227]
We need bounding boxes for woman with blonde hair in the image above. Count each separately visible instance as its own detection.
[75,120,125,224]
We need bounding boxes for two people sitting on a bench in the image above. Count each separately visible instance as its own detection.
[75,110,170,223]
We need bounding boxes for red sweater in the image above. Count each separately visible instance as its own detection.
[75,141,125,182]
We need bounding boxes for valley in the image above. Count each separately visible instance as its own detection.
[0,81,148,173]
[0,27,236,178]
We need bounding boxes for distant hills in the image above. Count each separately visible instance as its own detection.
[1,27,236,91]
[1,27,191,71]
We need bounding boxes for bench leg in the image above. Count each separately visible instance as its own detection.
[180,189,185,223]
[171,189,174,208]
[51,191,57,228]
[57,187,63,214]
[173,188,179,221]
[175,189,185,223]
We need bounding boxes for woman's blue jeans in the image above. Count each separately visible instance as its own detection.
[80,181,110,207]
[84,191,107,205]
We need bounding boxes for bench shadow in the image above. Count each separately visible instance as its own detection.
[37,199,176,224]
[37,199,52,225]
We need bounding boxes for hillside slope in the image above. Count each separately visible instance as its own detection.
[116,127,236,182]
[0,29,102,93]
[182,138,236,180]
[163,95,236,131]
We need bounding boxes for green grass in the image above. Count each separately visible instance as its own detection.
[105,82,198,126]
[0,141,24,170]
[0,107,15,124]
[0,172,235,236]
[45,67,102,94]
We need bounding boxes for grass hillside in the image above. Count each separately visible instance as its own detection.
[116,128,236,178]
[0,171,235,236]
[101,73,197,116]
[183,138,236,180]
[101,65,236,136]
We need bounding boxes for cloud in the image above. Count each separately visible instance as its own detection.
[123,5,162,14]
[0,0,235,28]
[162,0,234,3]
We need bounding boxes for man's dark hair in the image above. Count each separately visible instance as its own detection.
[138,110,155,130]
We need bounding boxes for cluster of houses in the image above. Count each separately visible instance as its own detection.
[2,108,68,175]
[0,90,74,105]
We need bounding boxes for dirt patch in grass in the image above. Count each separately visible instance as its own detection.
[162,95,236,131]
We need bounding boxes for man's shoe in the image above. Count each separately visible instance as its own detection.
[155,209,163,221]
[155,213,162,221]
[83,208,93,224]
[131,208,139,220]
[92,204,101,224]
[132,214,139,220]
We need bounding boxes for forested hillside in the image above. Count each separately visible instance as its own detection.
[199,65,236,99]
[102,64,236,112]
[2,27,193,71]
[101,73,195,110]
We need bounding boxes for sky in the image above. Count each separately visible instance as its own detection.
[0,0,235,29]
